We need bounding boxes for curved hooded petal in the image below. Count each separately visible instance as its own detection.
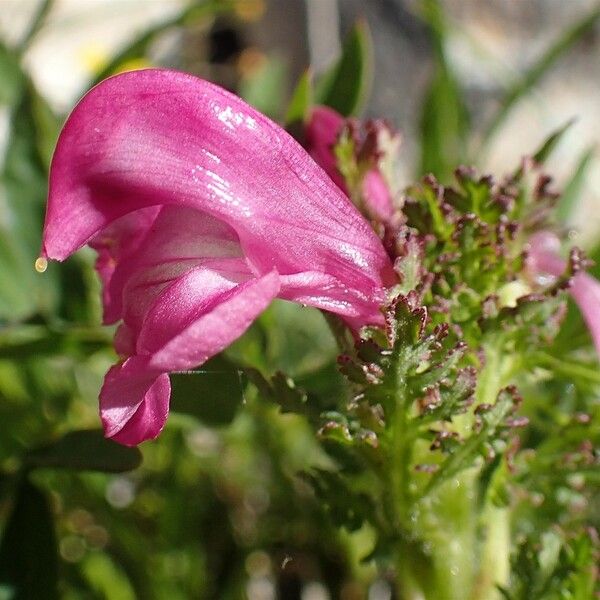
[42,69,394,315]
[100,270,280,445]
[529,231,600,357]
[42,70,395,445]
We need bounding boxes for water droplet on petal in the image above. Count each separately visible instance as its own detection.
[35,257,48,273]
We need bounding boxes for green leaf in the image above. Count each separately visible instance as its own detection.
[170,357,245,426]
[0,57,61,322]
[258,370,310,417]
[556,145,595,223]
[81,553,136,600]
[0,47,51,324]
[91,0,233,86]
[259,301,338,377]
[587,242,600,280]
[25,430,142,472]
[481,5,600,147]
[303,468,375,531]
[284,68,313,127]
[315,20,372,117]
[533,119,575,166]
[502,530,598,600]
[0,326,110,360]
[15,0,54,55]
[418,0,468,181]
[239,55,287,119]
[0,235,39,321]
[0,478,58,600]
[29,87,61,170]
[0,41,24,105]
[0,84,60,322]
[423,386,519,496]
[511,119,575,180]
[420,67,468,179]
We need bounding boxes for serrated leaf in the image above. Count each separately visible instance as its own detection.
[416,366,476,426]
[315,20,372,117]
[0,478,58,600]
[503,530,598,600]
[25,430,142,472]
[422,386,519,496]
[394,233,425,294]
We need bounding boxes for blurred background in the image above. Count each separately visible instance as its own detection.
[0,1,598,599]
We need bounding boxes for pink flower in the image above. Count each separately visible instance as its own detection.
[304,105,398,223]
[529,231,600,357]
[41,69,394,445]
[305,105,347,191]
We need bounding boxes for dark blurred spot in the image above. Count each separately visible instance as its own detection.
[209,26,244,64]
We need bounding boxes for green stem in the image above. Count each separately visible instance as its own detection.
[387,353,427,599]
[470,341,512,598]
[471,505,510,600]
[391,339,515,599]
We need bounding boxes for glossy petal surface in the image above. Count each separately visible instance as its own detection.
[42,69,394,444]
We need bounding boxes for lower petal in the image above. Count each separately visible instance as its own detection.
[146,270,281,372]
[100,357,170,445]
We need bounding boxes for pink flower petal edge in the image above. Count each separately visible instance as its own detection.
[304,105,395,222]
[41,69,395,445]
[304,105,348,191]
[529,231,600,358]
[362,169,394,222]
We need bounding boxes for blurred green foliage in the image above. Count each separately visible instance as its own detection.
[0,1,598,598]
